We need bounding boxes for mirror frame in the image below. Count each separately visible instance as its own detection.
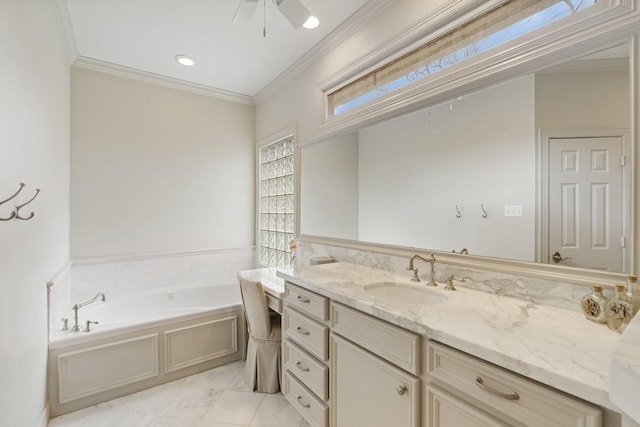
[296,0,639,287]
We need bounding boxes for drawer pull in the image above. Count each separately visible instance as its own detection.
[475,376,520,401]
[296,326,310,335]
[297,295,311,303]
[397,385,408,395]
[297,395,311,408]
[296,361,310,372]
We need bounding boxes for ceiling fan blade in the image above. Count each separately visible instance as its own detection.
[232,0,259,24]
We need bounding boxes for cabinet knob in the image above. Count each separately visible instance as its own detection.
[396,385,408,395]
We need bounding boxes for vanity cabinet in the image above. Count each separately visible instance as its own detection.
[425,341,602,427]
[330,302,421,427]
[282,283,330,427]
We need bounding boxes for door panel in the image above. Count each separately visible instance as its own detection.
[548,136,623,271]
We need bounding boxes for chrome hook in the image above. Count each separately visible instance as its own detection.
[455,205,462,219]
[0,183,25,221]
[481,204,488,219]
[15,188,40,221]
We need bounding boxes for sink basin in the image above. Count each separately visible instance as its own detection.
[364,282,448,306]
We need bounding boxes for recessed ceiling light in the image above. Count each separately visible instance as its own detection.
[175,55,195,66]
[303,15,319,29]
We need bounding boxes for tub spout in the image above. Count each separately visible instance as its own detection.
[70,292,106,332]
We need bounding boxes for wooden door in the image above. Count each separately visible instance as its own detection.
[548,136,625,271]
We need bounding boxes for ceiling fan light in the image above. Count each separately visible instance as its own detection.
[303,15,319,29]
[273,0,311,29]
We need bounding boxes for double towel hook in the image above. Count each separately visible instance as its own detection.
[0,183,40,221]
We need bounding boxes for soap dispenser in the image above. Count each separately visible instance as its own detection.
[580,285,608,324]
[606,284,634,333]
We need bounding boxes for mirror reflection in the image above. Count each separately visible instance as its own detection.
[301,44,631,272]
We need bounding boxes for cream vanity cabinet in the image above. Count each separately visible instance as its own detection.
[425,341,602,427]
[282,283,331,427]
[330,302,421,427]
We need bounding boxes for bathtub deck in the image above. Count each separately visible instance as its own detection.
[49,360,311,427]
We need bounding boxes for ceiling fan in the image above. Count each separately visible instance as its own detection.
[233,0,319,36]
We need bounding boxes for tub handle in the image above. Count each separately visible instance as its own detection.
[84,320,99,332]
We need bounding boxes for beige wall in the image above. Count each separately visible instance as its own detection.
[0,1,70,426]
[71,68,255,258]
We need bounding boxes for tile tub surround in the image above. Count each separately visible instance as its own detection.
[49,247,255,337]
[277,262,621,410]
[49,360,311,427]
[294,240,603,312]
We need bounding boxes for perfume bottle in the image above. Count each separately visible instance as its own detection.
[627,275,640,315]
[580,285,609,324]
[606,285,634,333]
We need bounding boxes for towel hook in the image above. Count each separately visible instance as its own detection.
[15,188,40,221]
[455,205,462,219]
[481,204,488,219]
[0,183,25,221]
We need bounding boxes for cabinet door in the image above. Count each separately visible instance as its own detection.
[426,384,510,427]
[331,334,419,427]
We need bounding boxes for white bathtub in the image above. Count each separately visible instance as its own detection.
[48,282,246,417]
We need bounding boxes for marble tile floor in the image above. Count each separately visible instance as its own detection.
[49,361,311,427]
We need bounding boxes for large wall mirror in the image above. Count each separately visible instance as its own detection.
[300,42,633,274]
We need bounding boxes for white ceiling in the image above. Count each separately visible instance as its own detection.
[65,0,370,98]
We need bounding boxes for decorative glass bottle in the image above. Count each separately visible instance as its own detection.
[580,285,609,324]
[627,275,640,316]
[606,285,634,333]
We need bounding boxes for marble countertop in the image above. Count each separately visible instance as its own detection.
[277,262,623,410]
[237,267,288,298]
[610,314,640,423]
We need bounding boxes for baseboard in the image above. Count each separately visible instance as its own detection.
[37,402,50,427]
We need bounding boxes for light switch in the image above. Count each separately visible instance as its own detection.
[504,205,523,217]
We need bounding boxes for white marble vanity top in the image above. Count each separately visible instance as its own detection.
[610,315,640,423]
[277,262,623,410]
[238,267,288,299]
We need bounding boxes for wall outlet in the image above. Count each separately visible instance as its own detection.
[504,205,523,217]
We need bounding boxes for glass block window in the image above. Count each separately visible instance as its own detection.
[258,136,295,267]
[327,0,597,117]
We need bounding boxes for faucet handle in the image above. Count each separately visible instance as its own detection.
[84,320,99,332]
[60,318,68,331]
[444,275,467,291]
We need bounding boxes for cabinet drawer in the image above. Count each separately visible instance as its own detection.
[283,370,329,427]
[284,283,329,322]
[427,341,601,427]
[283,339,329,400]
[265,293,282,313]
[284,308,329,361]
[426,383,509,427]
[331,302,420,375]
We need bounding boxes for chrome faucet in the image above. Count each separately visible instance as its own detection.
[407,254,437,286]
[70,292,106,332]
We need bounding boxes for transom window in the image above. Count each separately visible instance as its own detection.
[328,0,597,117]
[258,136,295,267]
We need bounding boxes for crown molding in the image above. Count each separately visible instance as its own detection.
[50,0,79,65]
[253,0,396,105]
[73,56,255,105]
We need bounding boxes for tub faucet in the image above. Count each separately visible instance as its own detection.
[70,292,106,332]
[407,254,437,286]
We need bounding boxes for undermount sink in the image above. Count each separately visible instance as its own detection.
[364,282,448,306]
